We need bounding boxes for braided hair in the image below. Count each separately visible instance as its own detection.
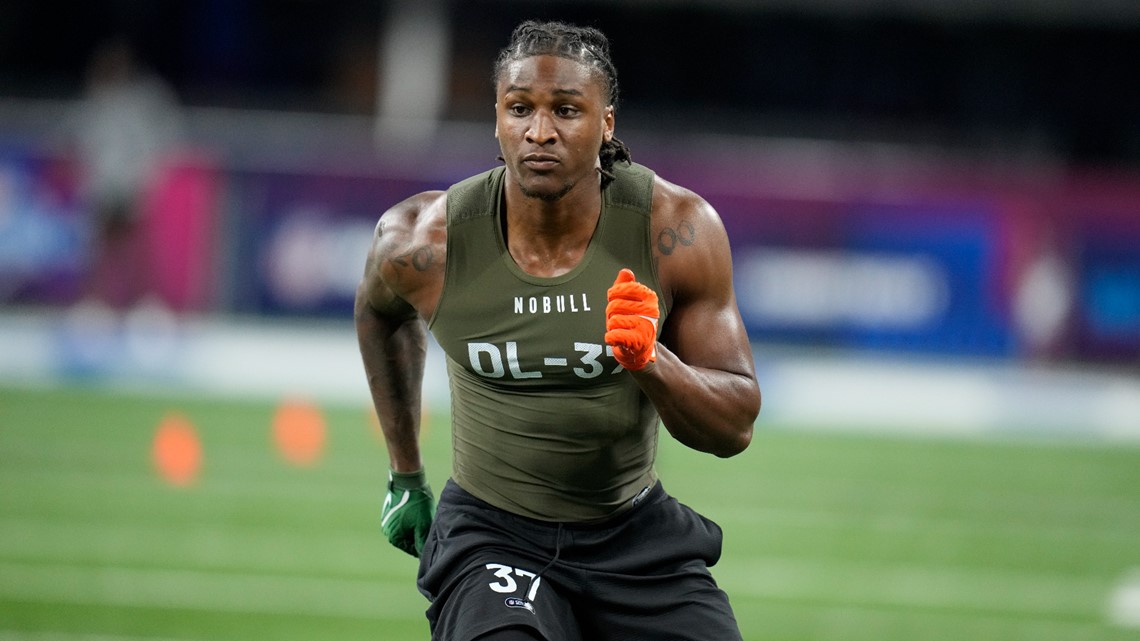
[494,20,633,188]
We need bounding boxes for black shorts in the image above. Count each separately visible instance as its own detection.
[416,480,742,641]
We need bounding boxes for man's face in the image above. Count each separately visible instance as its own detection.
[495,55,615,202]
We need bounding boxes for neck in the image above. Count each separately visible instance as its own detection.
[502,174,603,277]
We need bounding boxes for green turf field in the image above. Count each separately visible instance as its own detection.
[2,383,1139,640]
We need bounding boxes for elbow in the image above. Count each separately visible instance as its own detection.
[714,422,753,458]
[715,387,760,458]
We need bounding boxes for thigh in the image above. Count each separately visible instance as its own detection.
[568,490,743,641]
[427,555,580,641]
[418,482,581,641]
[582,563,742,641]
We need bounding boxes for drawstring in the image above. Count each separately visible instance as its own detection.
[536,522,564,579]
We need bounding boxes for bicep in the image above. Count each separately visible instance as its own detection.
[658,203,754,376]
[662,289,754,377]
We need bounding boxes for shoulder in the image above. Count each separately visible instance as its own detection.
[383,189,447,228]
[647,173,732,305]
[649,173,728,258]
[372,189,448,268]
[361,189,448,317]
[650,174,722,247]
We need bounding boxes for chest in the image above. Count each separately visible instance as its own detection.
[432,255,625,388]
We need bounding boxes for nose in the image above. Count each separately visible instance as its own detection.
[526,111,557,145]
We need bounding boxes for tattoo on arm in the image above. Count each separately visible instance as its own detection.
[657,221,696,256]
[391,245,434,272]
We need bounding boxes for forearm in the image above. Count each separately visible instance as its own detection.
[631,344,760,458]
[354,300,428,473]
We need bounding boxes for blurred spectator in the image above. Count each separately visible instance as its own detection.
[63,37,183,310]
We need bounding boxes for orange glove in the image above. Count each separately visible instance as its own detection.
[605,268,660,371]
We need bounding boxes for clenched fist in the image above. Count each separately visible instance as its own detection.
[605,268,660,371]
[381,469,435,557]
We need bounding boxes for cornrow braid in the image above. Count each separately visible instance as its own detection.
[494,20,633,188]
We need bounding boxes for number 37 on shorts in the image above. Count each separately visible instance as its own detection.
[485,563,542,613]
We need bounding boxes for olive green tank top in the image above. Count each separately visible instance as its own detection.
[428,162,665,522]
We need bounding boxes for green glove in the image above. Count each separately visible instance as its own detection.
[381,469,436,558]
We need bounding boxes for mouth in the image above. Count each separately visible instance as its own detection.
[521,153,560,170]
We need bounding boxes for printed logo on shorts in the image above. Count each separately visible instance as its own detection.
[504,596,536,614]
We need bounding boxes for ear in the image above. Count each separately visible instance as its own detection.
[603,105,615,142]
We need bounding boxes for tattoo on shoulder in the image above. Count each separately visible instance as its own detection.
[391,245,434,272]
[657,221,696,256]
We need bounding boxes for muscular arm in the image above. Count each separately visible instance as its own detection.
[354,284,427,473]
[354,192,446,473]
[631,181,761,457]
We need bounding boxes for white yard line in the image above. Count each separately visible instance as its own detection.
[0,518,394,578]
[0,561,420,620]
[1109,569,1140,628]
[721,556,1110,619]
[746,602,1114,641]
[716,504,1140,545]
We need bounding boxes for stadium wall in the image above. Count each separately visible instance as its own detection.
[3,120,1139,366]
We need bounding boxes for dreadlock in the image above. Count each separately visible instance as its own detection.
[494,20,633,189]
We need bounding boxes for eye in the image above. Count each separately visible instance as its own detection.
[556,105,581,118]
[508,104,531,116]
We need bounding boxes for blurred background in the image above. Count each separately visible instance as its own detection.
[1,1,1139,640]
